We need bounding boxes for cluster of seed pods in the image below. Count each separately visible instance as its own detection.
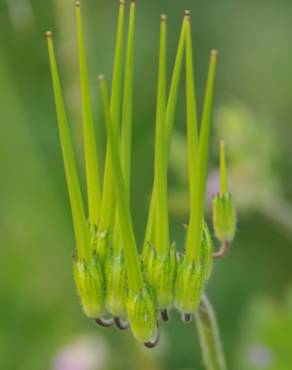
[46,0,236,348]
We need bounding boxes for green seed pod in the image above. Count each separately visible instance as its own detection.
[127,285,157,343]
[201,223,213,279]
[104,250,127,317]
[212,192,236,242]
[146,244,177,309]
[175,255,204,314]
[143,243,156,288]
[96,230,110,265]
[73,256,104,318]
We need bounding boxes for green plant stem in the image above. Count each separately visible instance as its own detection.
[195,294,227,370]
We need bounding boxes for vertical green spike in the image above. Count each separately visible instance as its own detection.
[143,12,187,256]
[98,75,143,294]
[110,0,125,127]
[75,2,101,229]
[185,50,218,264]
[219,139,227,194]
[105,0,136,317]
[112,0,136,251]
[185,13,199,222]
[153,15,169,256]
[46,32,90,261]
[165,11,190,151]
[120,0,135,193]
[98,0,125,258]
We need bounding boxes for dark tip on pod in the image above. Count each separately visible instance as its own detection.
[114,317,129,330]
[144,321,160,349]
[181,313,192,323]
[160,309,170,322]
[75,1,80,7]
[95,317,114,328]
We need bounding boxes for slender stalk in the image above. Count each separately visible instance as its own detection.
[195,294,227,370]
[120,0,135,194]
[99,75,143,294]
[153,15,169,256]
[143,13,187,255]
[46,32,90,261]
[185,50,217,264]
[219,140,227,195]
[98,0,125,255]
[75,2,101,227]
[114,0,136,251]
[185,14,199,227]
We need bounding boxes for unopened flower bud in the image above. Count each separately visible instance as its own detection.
[212,192,236,242]
[127,285,157,343]
[104,250,127,317]
[73,257,104,318]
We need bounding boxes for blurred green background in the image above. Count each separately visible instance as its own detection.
[1,0,292,369]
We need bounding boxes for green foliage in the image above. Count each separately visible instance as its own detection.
[47,0,236,352]
[2,0,292,368]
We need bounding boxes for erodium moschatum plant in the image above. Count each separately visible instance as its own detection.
[46,0,236,351]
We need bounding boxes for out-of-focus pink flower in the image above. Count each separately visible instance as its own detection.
[53,335,109,370]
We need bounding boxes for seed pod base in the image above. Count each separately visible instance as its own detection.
[127,285,157,343]
[175,256,205,314]
[104,250,128,317]
[73,257,104,318]
[146,245,177,309]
